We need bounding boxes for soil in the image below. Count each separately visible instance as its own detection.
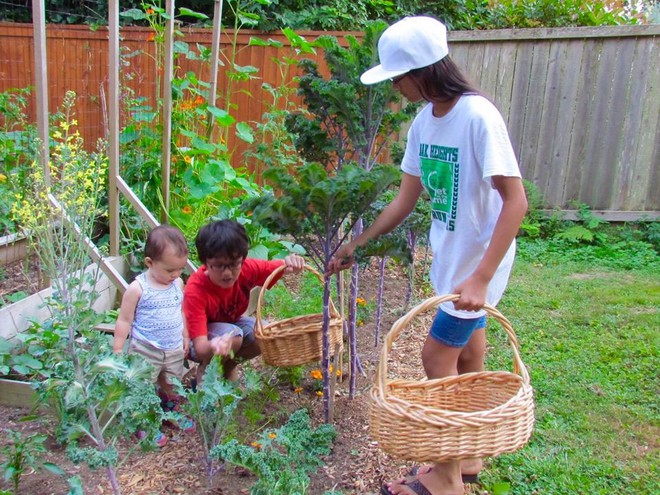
[0,256,47,305]
[0,261,483,495]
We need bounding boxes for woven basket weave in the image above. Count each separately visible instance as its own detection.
[255,264,343,367]
[370,294,534,463]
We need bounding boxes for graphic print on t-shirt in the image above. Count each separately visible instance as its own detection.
[419,144,459,231]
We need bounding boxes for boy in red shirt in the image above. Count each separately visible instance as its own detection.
[184,219,305,384]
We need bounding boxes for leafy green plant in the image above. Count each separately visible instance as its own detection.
[117,2,271,262]
[243,161,399,421]
[243,27,316,178]
[177,356,262,484]
[0,87,38,236]
[0,291,29,309]
[10,92,164,495]
[212,408,336,495]
[248,22,415,403]
[486,0,644,28]
[0,429,64,494]
[275,365,307,389]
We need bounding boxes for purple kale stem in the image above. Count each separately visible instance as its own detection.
[375,256,386,346]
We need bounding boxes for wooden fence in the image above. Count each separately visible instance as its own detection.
[0,22,658,216]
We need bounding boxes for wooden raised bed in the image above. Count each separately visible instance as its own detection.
[0,232,29,265]
[0,254,128,407]
[0,377,38,408]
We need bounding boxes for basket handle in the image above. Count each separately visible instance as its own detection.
[255,263,339,328]
[375,294,530,396]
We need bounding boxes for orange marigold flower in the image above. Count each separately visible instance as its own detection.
[356,297,367,306]
[250,441,261,449]
[310,369,323,380]
[147,32,156,41]
[268,433,277,439]
[146,8,154,14]
[194,95,204,105]
[294,387,303,394]
[182,205,192,214]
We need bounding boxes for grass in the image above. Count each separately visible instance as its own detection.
[479,241,659,494]
[262,270,337,320]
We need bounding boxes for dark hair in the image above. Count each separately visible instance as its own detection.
[195,220,249,264]
[408,55,481,102]
[145,224,189,260]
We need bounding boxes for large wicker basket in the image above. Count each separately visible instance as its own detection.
[255,264,344,367]
[370,294,534,463]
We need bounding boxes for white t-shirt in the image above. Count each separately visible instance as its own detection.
[401,94,522,318]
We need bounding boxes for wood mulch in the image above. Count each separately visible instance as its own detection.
[0,261,483,495]
[0,255,46,304]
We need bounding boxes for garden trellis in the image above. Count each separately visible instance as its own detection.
[12,0,235,291]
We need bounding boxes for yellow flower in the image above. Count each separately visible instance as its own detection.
[315,391,323,397]
[310,369,323,380]
[0,173,6,182]
[183,155,193,164]
[356,297,367,306]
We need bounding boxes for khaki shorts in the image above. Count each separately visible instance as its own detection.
[128,338,185,384]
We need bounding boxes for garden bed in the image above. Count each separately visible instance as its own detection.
[0,260,443,495]
[0,232,47,309]
[0,255,127,341]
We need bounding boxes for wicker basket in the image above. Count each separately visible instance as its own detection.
[370,294,534,463]
[255,264,344,367]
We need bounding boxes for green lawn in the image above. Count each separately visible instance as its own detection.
[482,251,659,494]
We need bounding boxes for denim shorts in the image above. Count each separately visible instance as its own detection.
[429,308,487,348]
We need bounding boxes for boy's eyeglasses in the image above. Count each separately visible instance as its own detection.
[206,260,243,272]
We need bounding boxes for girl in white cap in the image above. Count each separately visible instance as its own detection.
[329,15,528,495]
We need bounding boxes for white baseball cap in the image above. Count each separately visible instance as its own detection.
[360,16,449,85]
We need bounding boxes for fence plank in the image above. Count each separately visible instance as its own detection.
[548,39,583,206]
[619,36,651,210]
[493,41,517,121]
[633,35,660,211]
[535,40,565,205]
[507,40,534,168]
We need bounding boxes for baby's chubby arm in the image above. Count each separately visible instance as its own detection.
[113,281,142,354]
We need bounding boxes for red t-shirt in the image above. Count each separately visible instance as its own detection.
[183,258,284,340]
